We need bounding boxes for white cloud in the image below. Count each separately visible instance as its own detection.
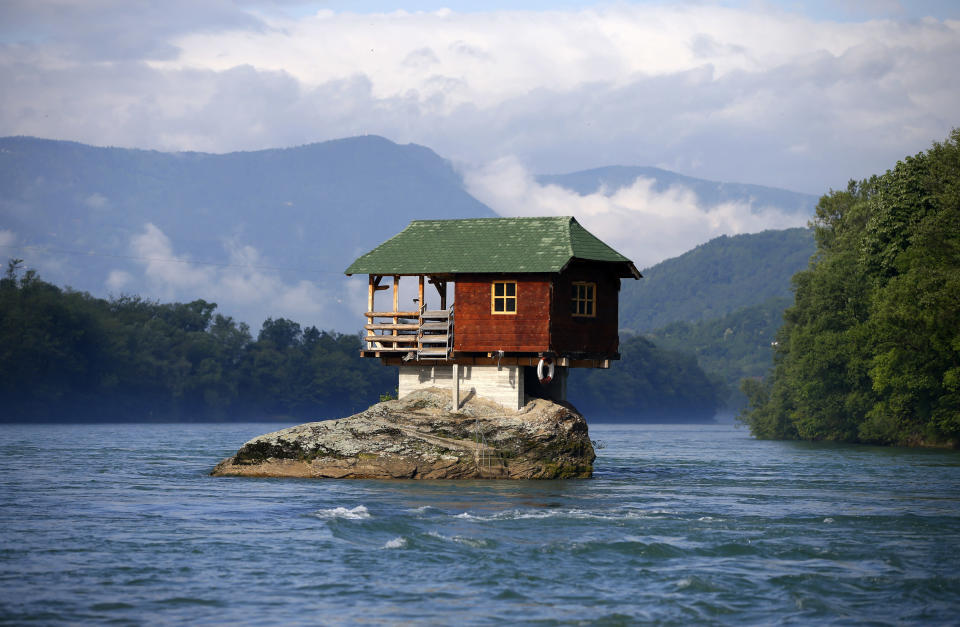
[463,157,809,268]
[1,4,959,192]
[0,229,15,248]
[105,269,133,292]
[83,193,108,209]
[131,223,215,293]
[123,223,337,327]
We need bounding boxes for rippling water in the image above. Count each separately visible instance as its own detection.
[2,421,959,624]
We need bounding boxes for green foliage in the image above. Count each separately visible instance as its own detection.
[0,268,395,422]
[739,129,960,447]
[648,296,792,407]
[619,228,815,333]
[569,335,723,422]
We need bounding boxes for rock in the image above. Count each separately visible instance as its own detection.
[211,388,595,479]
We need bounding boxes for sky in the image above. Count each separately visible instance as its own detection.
[2,0,957,193]
[1,0,958,328]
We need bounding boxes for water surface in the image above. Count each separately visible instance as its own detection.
[1,422,959,624]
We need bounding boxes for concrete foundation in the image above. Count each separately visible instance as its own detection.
[397,364,568,411]
[398,364,524,410]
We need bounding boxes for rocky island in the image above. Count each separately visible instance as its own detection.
[212,388,595,479]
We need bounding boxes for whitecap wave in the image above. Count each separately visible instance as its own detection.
[382,537,407,549]
[454,508,654,522]
[426,530,490,548]
[313,505,370,520]
[408,505,440,515]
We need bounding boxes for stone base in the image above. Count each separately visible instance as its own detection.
[398,364,568,411]
[211,388,595,480]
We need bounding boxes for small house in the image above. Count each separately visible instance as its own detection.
[345,217,641,410]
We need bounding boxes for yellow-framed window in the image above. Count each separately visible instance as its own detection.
[491,281,517,314]
[571,281,596,317]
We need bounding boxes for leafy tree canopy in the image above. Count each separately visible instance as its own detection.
[739,129,960,447]
[0,267,395,422]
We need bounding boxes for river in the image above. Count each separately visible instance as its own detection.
[1,421,958,624]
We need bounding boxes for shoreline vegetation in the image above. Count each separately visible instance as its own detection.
[739,129,960,448]
[0,263,722,424]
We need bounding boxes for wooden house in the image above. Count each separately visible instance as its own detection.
[345,217,641,410]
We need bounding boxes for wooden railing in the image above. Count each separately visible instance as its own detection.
[363,306,453,359]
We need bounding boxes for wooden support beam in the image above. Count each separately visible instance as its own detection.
[365,334,417,343]
[392,275,400,339]
[365,323,419,331]
[428,277,448,310]
[418,275,425,313]
[365,311,419,318]
[378,355,613,368]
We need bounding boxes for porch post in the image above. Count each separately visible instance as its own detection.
[452,363,460,410]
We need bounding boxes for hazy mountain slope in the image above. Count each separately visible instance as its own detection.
[619,228,815,333]
[647,296,793,407]
[0,135,495,329]
[538,166,818,215]
[569,334,723,422]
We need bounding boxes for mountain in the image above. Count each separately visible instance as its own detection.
[0,136,823,421]
[647,296,793,407]
[0,135,495,330]
[618,228,816,333]
[569,334,723,422]
[538,165,818,215]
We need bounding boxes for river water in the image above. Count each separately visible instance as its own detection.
[1,421,959,624]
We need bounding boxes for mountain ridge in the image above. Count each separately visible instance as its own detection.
[0,134,496,329]
[538,165,818,214]
[2,135,816,335]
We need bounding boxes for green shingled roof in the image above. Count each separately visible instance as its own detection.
[345,217,640,278]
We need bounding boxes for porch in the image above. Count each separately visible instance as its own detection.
[360,274,453,361]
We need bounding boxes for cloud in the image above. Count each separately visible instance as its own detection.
[124,223,335,326]
[0,229,14,248]
[105,269,133,292]
[1,4,959,193]
[463,157,809,268]
[83,193,109,209]
[0,0,265,62]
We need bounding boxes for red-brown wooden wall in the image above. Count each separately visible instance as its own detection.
[549,261,620,356]
[453,262,622,357]
[454,274,552,353]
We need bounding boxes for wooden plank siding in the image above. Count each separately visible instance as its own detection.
[454,274,552,353]
[549,261,621,356]
[452,263,620,357]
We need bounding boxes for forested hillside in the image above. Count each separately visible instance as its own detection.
[619,228,815,333]
[569,335,722,422]
[740,130,960,447]
[648,296,791,406]
[0,261,395,421]
[0,263,723,423]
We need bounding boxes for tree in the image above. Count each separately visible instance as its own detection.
[739,129,960,446]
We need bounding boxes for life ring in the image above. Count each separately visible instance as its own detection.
[537,357,554,385]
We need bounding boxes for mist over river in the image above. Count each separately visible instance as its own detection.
[1,421,959,624]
